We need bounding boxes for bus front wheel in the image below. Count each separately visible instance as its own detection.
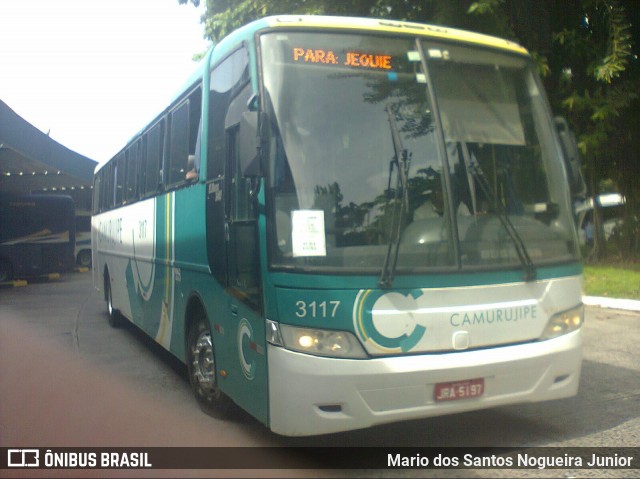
[187,317,234,418]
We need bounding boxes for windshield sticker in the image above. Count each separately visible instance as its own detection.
[291,210,327,257]
[428,48,450,60]
[406,51,421,62]
[292,47,393,70]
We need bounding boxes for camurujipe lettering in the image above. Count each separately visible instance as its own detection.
[450,305,536,327]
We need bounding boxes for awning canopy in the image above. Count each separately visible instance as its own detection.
[0,100,97,196]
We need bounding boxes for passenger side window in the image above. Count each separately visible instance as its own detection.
[101,165,112,211]
[93,173,101,214]
[126,140,141,202]
[167,87,203,187]
[144,121,164,196]
[114,155,125,207]
[168,102,190,186]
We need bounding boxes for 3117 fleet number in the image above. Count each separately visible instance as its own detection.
[295,300,341,318]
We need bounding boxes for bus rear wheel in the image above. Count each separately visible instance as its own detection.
[105,273,123,328]
[187,317,234,417]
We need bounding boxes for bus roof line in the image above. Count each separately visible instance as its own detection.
[262,15,529,56]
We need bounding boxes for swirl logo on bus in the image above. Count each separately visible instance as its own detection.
[353,289,427,353]
[237,318,256,380]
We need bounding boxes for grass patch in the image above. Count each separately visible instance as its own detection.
[583,263,640,299]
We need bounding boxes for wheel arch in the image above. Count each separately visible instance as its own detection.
[183,292,209,362]
[102,265,110,301]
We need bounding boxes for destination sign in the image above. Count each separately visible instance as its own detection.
[292,47,393,70]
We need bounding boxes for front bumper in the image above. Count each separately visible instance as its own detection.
[267,330,582,436]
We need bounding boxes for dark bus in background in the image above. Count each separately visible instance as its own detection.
[0,194,75,281]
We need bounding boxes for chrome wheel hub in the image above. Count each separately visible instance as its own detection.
[192,331,216,394]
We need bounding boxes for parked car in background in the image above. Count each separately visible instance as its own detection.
[575,193,625,245]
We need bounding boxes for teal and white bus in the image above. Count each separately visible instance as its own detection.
[92,16,584,436]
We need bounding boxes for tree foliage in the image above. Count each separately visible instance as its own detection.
[180,0,639,258]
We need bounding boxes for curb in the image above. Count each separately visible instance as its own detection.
[0,279,28,289]
[583,296,640,312]
[0,273,61,288]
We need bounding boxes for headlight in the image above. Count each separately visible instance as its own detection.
[541,304,584,340]
[266,320,367,359]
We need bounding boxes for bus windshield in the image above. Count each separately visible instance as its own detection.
[260,31,578,274]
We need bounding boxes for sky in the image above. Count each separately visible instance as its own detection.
[0,0,210,164]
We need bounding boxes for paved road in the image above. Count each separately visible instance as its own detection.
[1,272,638,477]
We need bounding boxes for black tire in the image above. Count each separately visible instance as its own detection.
[77,250,92,267]
[105,273,123,328]
[187,316,234,417]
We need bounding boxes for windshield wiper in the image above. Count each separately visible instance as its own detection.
[379,105,410,288]
[465,149,537,282]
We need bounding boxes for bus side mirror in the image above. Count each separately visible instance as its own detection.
[555,117,586,202]
[239,111,262,177]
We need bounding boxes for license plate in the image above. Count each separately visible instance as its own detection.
[434,378,484,402]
